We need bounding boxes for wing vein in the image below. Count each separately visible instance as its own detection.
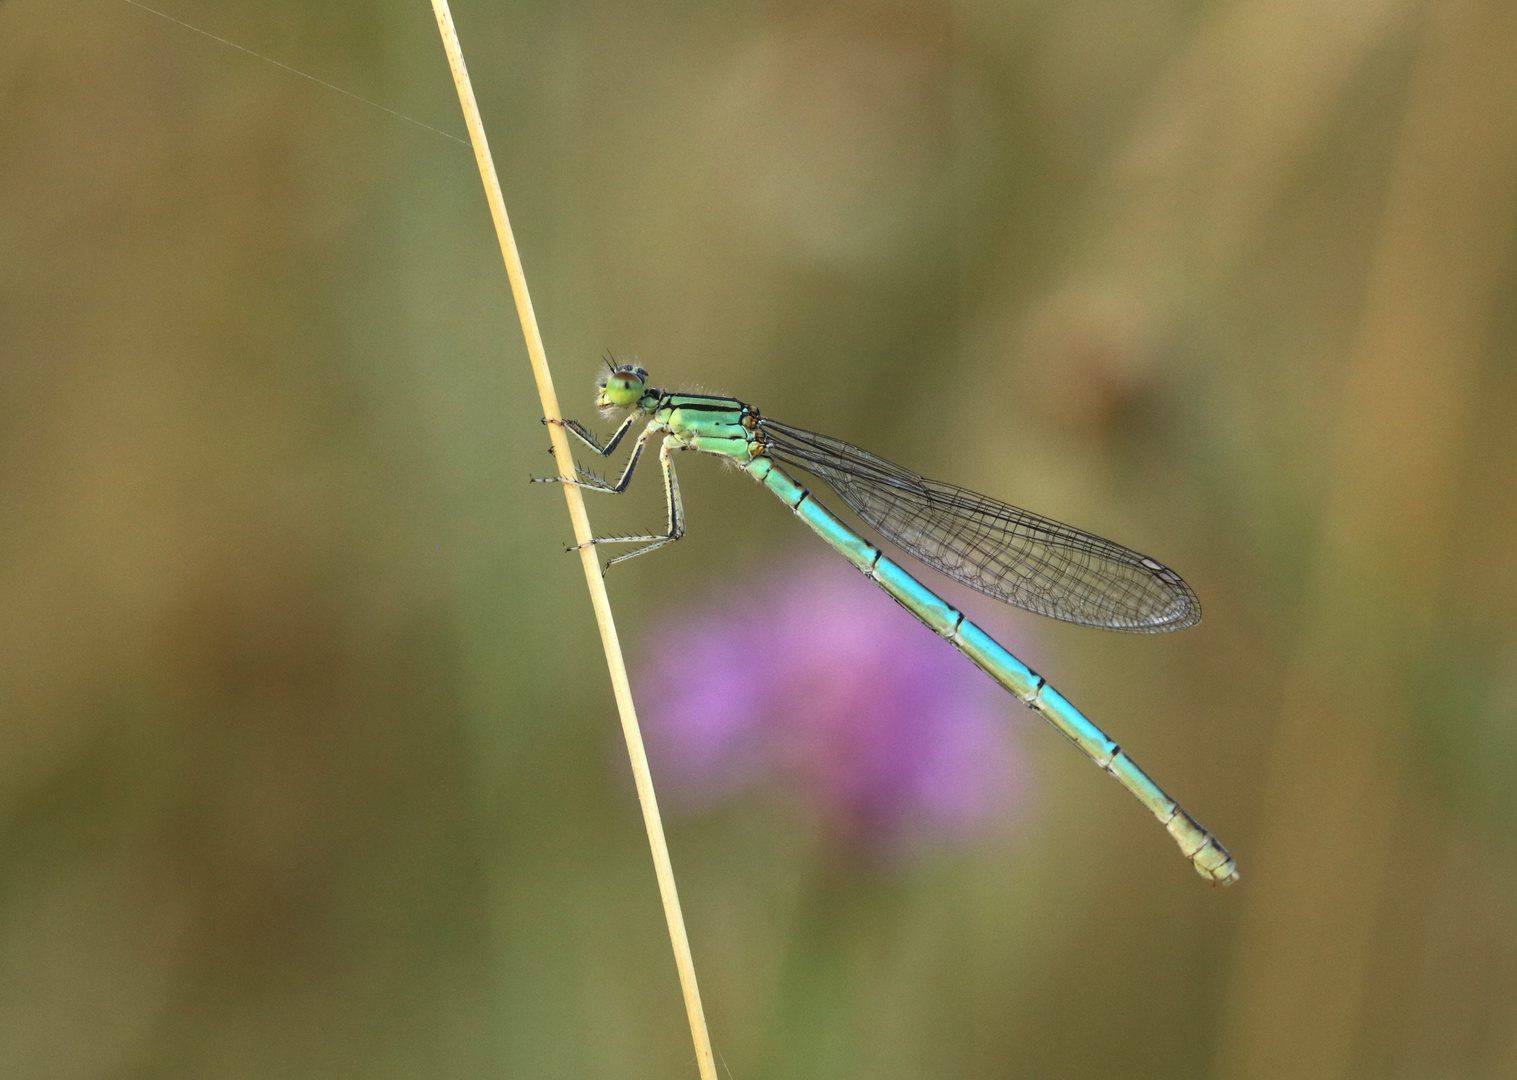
[759,418,1199,632]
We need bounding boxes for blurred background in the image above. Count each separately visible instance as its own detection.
[4,0,1517,1076]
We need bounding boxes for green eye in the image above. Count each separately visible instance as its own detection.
[598,365,648,408]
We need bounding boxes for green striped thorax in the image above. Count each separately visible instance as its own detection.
[597,364,763,460]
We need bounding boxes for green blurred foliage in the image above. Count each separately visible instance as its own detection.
[3,0,1517,1077]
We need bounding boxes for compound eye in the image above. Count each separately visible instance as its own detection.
[600,367,648,408]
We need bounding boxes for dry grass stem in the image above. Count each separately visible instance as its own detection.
[427,4,718,1078]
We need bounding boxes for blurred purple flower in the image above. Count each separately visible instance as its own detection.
[637,555,1028,855]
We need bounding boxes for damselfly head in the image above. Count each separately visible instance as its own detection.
[597,363,649,411]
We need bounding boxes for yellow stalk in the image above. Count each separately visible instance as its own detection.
[426,5,718,1078]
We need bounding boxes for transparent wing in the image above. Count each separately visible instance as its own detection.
[759,418,1199,632]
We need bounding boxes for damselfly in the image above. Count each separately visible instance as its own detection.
[537,363,1237,885]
